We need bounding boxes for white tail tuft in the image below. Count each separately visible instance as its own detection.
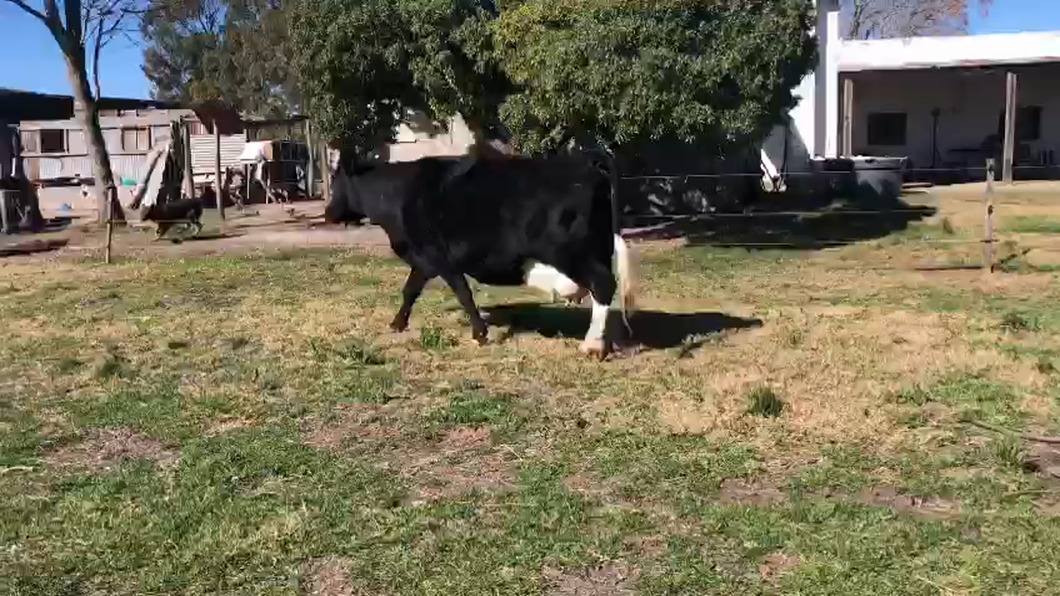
[613,234,637,336]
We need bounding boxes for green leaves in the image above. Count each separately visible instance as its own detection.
[184,0,818,160]
[291,0,506,152]
[142,0,301,118]
[489,0,818,154]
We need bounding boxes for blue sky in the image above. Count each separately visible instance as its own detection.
[2,0,1059,100]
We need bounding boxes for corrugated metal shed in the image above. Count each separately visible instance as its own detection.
[28,154,149,183]
[190,134,246,174]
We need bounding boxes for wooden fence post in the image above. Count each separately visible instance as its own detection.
[305,119,315,199]
[1002,72,1018,184]
[182,120,195,200]
[841,77,854,157]
[320,142,331,203]
[0,190,11,235]
[105,185,115,264]
[984,158,996,273]
[214,124,225,229]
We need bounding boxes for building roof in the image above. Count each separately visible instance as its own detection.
[0,88,181,122]
[838,31,1060,72]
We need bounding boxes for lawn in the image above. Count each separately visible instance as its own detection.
[3,189,1060,595]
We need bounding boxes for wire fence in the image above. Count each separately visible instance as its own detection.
[2,158,1055,271]
[605,160,1060,264]
[619,163,1058,181]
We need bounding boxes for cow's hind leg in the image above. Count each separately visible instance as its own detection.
[441,272,489,345]
[391,267,430,332]
[154,221,172,241]
[575,262,617,359]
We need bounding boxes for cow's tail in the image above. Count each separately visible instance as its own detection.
[613,233,637,336]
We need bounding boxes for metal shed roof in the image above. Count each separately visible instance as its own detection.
[0,88,181,122]
[839,31,1060,72]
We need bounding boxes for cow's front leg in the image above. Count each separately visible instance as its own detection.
[441,272,489,345]
[577,263,618,360]
[390,267,429,332]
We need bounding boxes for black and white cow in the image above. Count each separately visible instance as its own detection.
[325,153,636,358]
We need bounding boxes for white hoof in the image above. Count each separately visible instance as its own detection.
[579,338,606,358]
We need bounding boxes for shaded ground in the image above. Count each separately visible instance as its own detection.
[625,190,937,249]
[3,185,1060,594]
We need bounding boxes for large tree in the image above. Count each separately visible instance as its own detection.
[291,0,815,171]
[141,0,301,118]
[488,0,817,157]
[290,0,506,155]
[843,0,993,39]
[4,0,142,222]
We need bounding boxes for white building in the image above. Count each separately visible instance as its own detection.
[764,0,1060,183]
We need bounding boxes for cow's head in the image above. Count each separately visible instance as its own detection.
[324,162,370,225]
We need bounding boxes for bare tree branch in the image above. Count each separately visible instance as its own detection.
[91,14,106,98]
[844,0,991,39]
[3,0,48,23]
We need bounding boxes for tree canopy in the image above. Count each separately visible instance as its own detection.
[488,0,816,154]
[290,0,507,154]
[141,0,300,118]
[152,0,817,159]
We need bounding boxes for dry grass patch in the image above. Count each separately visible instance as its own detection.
[45,427,178,472]
[399,426,517,504]
[300,403,403,452]
[717,478,787,506]
[304,557,355,596]
[303,405,518,504]
[543,562,639,596]
[759,552,801,585]
[857,486,961,520]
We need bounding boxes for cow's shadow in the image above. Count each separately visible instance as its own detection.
[482,302,762,352]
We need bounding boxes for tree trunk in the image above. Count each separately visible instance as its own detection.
[62,49,125,224]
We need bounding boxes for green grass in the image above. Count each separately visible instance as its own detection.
[4,219,1060,595]
[1004,216,1060,235]
[745,386,785,418]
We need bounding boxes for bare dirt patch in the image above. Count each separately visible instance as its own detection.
[399,427,516,504]
[305,557,355,596]
[1024,444,1060,485]
[205,417,254,436]
[300,404,400,452]
[543,562,639,596]
[717,479,787,506]
[46,428,178,472]
[759,552,801,585]
[858,486,960,520]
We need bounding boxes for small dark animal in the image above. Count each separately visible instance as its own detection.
[326,153,636,358]
[141,198,204,240]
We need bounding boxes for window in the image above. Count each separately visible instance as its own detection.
[19,130,39,153]
[997,106,1042,142]
[121,127,151,152]
[41,129,67,153]
[867,112,907,146]
[19,129,66,154]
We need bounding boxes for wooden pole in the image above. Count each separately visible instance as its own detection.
[841,77,854,157]
[105,185,115,264]
[182,120,195,200]
[1002,71,1018,184]
[305,119,315,199]
[214,123,225,226]
[320,142,331,202]
[984,158,996,273]
[0,190,11,235]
